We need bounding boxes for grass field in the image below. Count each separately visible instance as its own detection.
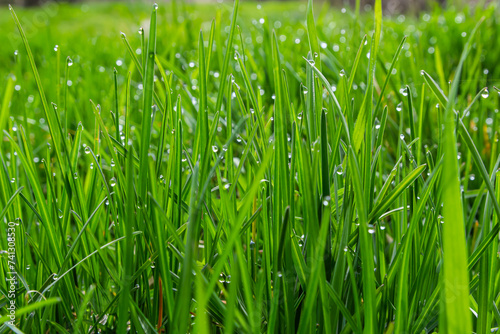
[1,0,500,332]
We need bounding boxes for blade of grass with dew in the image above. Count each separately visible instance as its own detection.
[439,17,485,334]
[352,0,381,154]
[214,0,239,114]
[138,4,157,204]
[349,145,378,333]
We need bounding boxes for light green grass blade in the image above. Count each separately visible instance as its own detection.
[138,4,157,202]
[439,17,485,334]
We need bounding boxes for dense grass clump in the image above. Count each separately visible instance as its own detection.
[1,0,500,332]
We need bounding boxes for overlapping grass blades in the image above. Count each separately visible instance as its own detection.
[1,0,500,333]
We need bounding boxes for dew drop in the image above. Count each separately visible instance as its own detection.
[481,88,489,99]
[67,58,73,66]
[53,45,59,52]
[110,178,116,187]
[396,102,403,112]
[110,159,115,167]
[212,145,219,153]
[84,146,91,154]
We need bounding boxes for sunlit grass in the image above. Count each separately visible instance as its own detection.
[1,0,500,332]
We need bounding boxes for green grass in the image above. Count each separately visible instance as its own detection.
[1,0,500,333]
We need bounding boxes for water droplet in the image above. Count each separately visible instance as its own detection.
[73,172,78,179]
[105,199,110,206]
[400,134,405,141]
[420,70,425,76]
[90,163,94,170]
[67,58,73,66]
[368,228,375,234]
[481,88,489,99]
[138,28,143,35]
[212,145,219,153]
[339,69,346,77]
[26,264,30,270]
[53,273,59,280]
[53,45,59,52]
[153,3,158,10]
[110,159,115,167]
[396,102,403,112]
[84,146,91,154]
[110,178,116,187]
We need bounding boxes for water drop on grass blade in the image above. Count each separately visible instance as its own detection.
[481,88,489,99]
